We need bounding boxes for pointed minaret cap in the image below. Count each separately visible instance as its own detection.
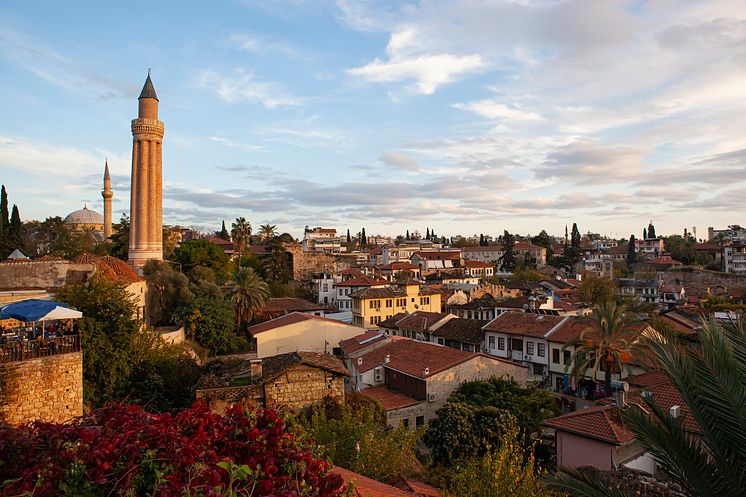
[138,69,159,101]
[103,158,111,180]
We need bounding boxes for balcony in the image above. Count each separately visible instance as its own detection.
[0,334,81,363]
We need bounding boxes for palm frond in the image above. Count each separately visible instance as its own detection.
[543,468,633,497]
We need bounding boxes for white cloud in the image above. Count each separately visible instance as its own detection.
[199,69,302,108]
[453,100,545,122]
[379,151,418,171]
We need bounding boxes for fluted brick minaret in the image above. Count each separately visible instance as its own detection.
[128,71,164,273]
[102,159,113,240]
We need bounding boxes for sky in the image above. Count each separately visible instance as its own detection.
[1,0,745,241]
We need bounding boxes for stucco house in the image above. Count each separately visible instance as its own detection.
[248,312,363,358]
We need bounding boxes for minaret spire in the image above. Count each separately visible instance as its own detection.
[102,158,113,240]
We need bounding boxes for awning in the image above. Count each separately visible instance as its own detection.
[0,299,83,322]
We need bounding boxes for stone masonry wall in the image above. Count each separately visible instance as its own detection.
[0,352,83,425]
[662,268,746,296]
[0,260,94,291]
[264,364,345,410]
[285,245,354,280]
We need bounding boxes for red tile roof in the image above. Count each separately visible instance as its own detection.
[258,297,326,314]
[412,251,461,260]
[544,406,636,445]
[332,467,417,497]
[464,260,493,268]
[363,386,420,410]
[73,253,143,284]
[351,287,405,299]
[377,262,420,271]
[248,312,350,335]
[483,312,566,338]
[340,268,365,277]
[395,311,450,332]
[337,276,389,287]
[340,331,389,355]
[462,246,502,252]
[546,317,597,344]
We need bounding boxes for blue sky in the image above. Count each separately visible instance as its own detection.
[1,0,745,240]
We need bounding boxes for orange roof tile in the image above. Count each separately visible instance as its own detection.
[363,386,420,410]
[340,331,389,355]
[337,276,389,287]
[544,406,636,445]
[483,312,566,338]
[73,253,143,284]
[332,467,416,497]
[248,312,349,335]
[395,311,450,332]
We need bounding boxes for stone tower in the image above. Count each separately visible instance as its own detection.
[101,159,113,240]
[128,72,164,273]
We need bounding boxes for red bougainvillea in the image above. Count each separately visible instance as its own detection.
[0,401,347,496]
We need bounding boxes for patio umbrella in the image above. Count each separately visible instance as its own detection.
[0,299,82,329]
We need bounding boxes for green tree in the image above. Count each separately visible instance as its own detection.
[546,317,746,497]
[406,229,410,240]
[263,238,291,282]
[643,227,648,240]
[499,230,516,272]
[58,277,142,407]
[231,216,252,260]
[0,185,8,234]
[143,260,194,326]
[218,220,230,240]
[296,395,421,484]
[647,221,656,239]
[579,274,616,306]
[360,227,367,247]
[172,239,230,281]
[424,402,519,464]
[564,302,637,397]
[346,229,351,243]
[7,204,24,251]
[258,223,277,244]
[443,431,559,497]
[627,235,637,265]
[177,292,248,355]
[225,267,269,332]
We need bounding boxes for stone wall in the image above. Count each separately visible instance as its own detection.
[264,364,345,410]
[662,268,746,296]
[0,352,83,425]
[0,260,94,291]
[285,245,354,280]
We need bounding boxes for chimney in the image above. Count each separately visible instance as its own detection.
[669,405,680,418]
[250,359,263,384]
[615,390,626,408]
[423,367,430,376]
[384,354,390,364]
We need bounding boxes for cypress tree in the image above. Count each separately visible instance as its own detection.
[648,221,656,239]
[643,227,647,240]
[406,229,410,240]
[426,228,430,239]
[8,204,22,249]
[361,227,367,247]
[219,220,230,240]
[0,185,8,234]
[627,235,637,265]
[346,229,351,243]
[499,230,516,272]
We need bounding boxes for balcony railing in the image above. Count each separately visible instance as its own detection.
[0,334,81,363]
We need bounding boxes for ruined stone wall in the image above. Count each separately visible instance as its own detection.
[195,385,263,415]
[285,245,354,280]
[662,268,746,295]
[0,260,94,290]
[0,352,83,425]
[264,364,345,410]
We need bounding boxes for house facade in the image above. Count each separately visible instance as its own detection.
[351,282,442,329]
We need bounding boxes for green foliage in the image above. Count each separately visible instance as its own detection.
[143,260,194,326]
[513,267,545,282]
[172,239,230,281]
[440,432,559,497]
[225,267,269,331]
[231,217,251,259]
[449,377,560,438]
[258,223,277,243]
[263,238,291,282]
[109,213,129,260]
[499,230,516,272]
[627,235,637,265]
[177,292,249,355]
[531,230,553,253]
[294,395,421,484]
[424,402,518,464]
[579,274,617,306]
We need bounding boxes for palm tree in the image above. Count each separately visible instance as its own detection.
[546,317,746,497]
[231,217,252,261]
[564,301,637,397]
[258,224,277,244]
[225,267,269,332]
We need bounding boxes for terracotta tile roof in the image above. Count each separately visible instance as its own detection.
[73,253,143,284]
[358,338,478,376]
[432,318,487,345]
[340,268,365,276]
[483,312,566,338]
[332,467,417,497]
[208,237,234,247]
[607,245,629,255]
[547,316,597,344]
[395,311,450,332]
[377,262,420,271]
[514,241,545,251]
[412,251,461,260]
[544,406,636,445]
[493,295,531,309]
[462,245,502,252]
[464,260,493,268]
[337,276,389,287]
[258,297,326,314]
[261,350,350,380]
[402,477,442,497]
[351,287,405,299]
[340,331,389,355]
[248,312,349,335]
[449,294,499,310]
[363,386,420,410]
[379,312,408,330]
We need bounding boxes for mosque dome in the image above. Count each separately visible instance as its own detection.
[64,206,104,226]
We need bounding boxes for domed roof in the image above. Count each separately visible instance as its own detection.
[64,206,103,225]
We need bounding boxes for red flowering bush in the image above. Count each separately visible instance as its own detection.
[0,401,347,496]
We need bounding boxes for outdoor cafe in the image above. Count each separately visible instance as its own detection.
[0,299,83,362]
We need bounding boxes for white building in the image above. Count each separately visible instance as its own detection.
[724,244,746,274]
[303,226,343,254]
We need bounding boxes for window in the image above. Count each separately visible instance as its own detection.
[386,299,392,308]
[511,338,522,351]
[403,418,410,428]
[437,337,445,345]
[416,415,425,429]
[369,316,381,325]
[420,297,430,305]
[526,342,534,355]
[537,343,546,357]
[563,350,572,365]
[498,337,505,351]
[488,336,495,349]
[322,284,328,292]
[533,364,544,375]
[552,348,560,364]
